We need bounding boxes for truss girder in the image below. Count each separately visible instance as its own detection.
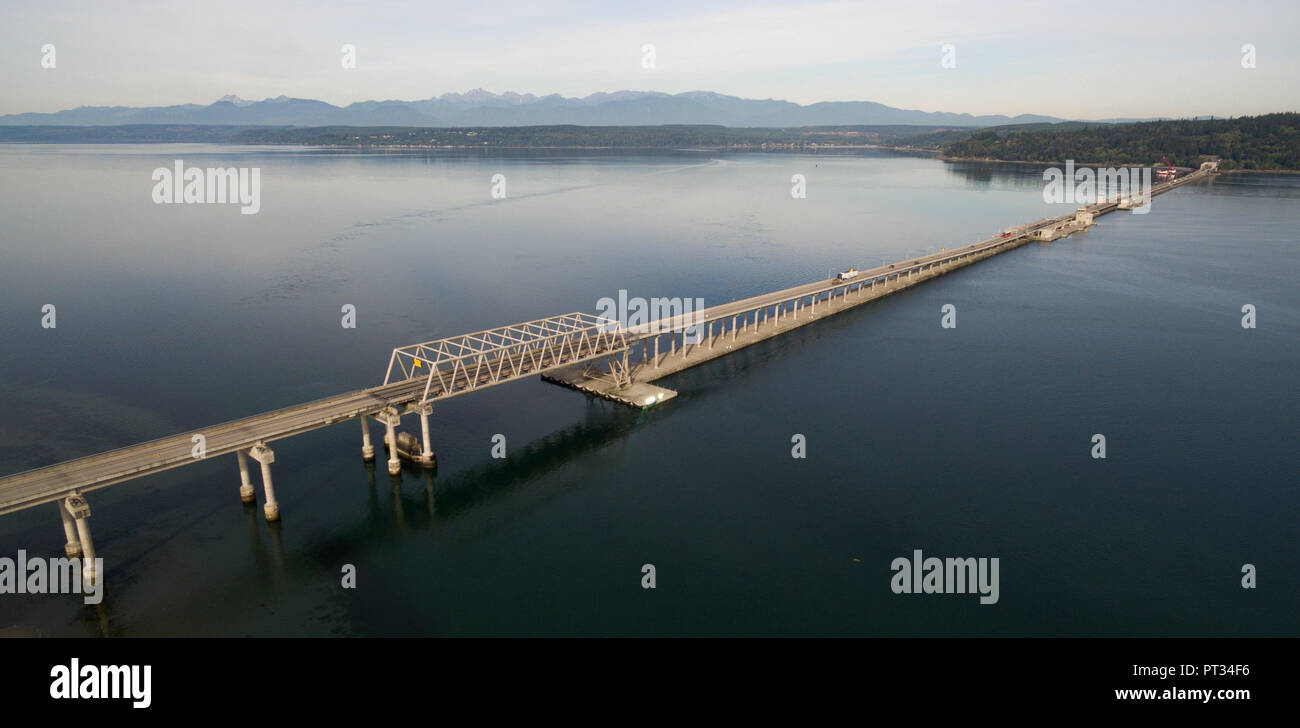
[384,312,630,403]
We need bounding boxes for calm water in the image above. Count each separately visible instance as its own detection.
[0,145,1296,636]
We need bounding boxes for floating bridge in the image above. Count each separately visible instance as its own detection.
[0,166,1211,588]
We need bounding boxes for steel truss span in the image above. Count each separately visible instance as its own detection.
[384,312,631,403]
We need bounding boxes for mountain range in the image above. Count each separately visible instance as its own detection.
[1,90,1085,128]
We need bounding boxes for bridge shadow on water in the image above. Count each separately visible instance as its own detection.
[239,397,668,578]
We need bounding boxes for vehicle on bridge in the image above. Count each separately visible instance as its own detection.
[836,268,859,281]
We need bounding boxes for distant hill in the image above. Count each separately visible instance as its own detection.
[222,124,968,149]
[942,113,1300,170]
[0,89,1070,128]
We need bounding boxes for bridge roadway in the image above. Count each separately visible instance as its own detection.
[0,331,628,517]
[585,168,1207,388]
[0,167,1209,519]
[626,169,1203,341]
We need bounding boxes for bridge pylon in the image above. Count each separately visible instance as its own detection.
[247,443,279,521]
[62,493,97,588]
[374,407,403,476]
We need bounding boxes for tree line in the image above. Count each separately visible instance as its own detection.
[941,113,1299,170]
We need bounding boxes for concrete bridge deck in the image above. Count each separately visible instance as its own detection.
[0,322,629,517]
[545,168,1208,400]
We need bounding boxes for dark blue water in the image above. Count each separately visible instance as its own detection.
[0,146,1296,635]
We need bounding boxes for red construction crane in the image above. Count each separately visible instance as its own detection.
[1156,156,1177,180]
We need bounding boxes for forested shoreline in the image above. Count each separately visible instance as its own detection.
[941,113,1299,170]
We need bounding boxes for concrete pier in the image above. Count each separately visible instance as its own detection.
[375,407,402,475]
[406,403,436,468]
[248,443,279,521]
[237,448,255,504]
[64,494,96,587]
[360,414,375,462]
[57,499,81,559]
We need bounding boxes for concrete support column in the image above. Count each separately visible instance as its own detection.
[670,335,676,356]
[420,412,433,465]
[375,408,401,476]
[57,499,82,559]
[249,443,279,521]
[654,336,660,369]
[708,321,714,350]
[74,521,96,586]
[407,403,435,469]
[237,448,255,503]
[360,414,375,462]
[731,316,737,342]
[64,495,95,587]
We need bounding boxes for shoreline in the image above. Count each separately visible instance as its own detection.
[275,142,943,153]
[939,154,1299,174]
[0,140,1293,172]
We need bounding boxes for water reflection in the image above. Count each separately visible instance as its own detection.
[242,495,285,590]
[943,160,1051,187]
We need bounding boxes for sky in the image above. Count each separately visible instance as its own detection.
[3,0,1298,119]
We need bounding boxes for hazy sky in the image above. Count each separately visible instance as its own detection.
[3,0,1297,118]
